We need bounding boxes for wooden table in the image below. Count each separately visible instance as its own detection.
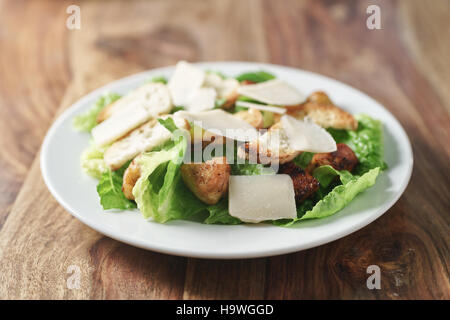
[0,0,448,299]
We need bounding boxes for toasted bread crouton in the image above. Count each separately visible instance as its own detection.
[122,157,142,200]
[220,85,239,109]
[287,103,357,130]
[285,91,358,130]
[306,91,333,105]
[180,157,231,205]
[279,162,320,203]
[237,122,300,164]
[233,108,264,129]
[221,91,239,109]
[307,143,358,172]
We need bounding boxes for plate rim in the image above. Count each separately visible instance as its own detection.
[40,61,413,259]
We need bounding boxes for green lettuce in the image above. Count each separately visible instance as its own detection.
[110,114,383,225]
[300,167,380,220]
[80,143,109,179]
[292,152,314,170]
[147,76,168,84]
[133,118,243,224]
[276,167,380,226]
[170,106,186,114]
[312,165,355,188]
[97,162,137,210]
[236,95,264,103]
[328,114,386,175]
[204,198,241,225]
[235,71,276,83]
[273,114,385,226]
[132,119,207,222]
[73,93,121,132]
[231,163,275,176]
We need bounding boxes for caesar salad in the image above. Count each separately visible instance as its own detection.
[73,61,386,226]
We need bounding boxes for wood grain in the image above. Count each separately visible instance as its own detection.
[0,0,448,299]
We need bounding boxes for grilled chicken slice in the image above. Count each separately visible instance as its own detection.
[234,108,264,129]
[279,162,320,204]
[104,116,188,171]
[97,102,117,123]
[122,157,142,200]
[96,83,173,124]
[284,91,358,130]
[308,143,358,172]
[180,157,231,205]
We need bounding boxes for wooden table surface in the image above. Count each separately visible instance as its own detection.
[0,0,448,299]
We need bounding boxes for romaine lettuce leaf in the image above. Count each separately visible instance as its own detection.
[130,115,383,225]
[292,152,314,170]
[132,119,207,222]
[133,118,244,224]
[300,167,380,220]
[328,114,386,175]
[312,165,355,188]
[73,93,121,132]
[276,167,380,226]
[80,143,109,179]
[235,71,276,83]
[204,198,241,225]
[169,106,186,114]
[231,163,275,176]
[134,142,242,224]
[147,76,168,84]
[97,162,137,210]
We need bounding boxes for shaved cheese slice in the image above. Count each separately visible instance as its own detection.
[92,83,172,146]
[168,61,205,106]
[104,116,188,170]
[228,175,297,223]
[281,115,337,153]
[237,79,305,105]
[235,101,287,114]
[185,87,217,112]
[175,109,258,141]
[254,122,299,163]
[204,73,240,99]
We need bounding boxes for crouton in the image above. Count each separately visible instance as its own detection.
[307,143,358,172]
[279,162,320,203]
[233,108,264,129]
[286,91,358,130]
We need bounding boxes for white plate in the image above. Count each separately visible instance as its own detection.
[41,62,413,259]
